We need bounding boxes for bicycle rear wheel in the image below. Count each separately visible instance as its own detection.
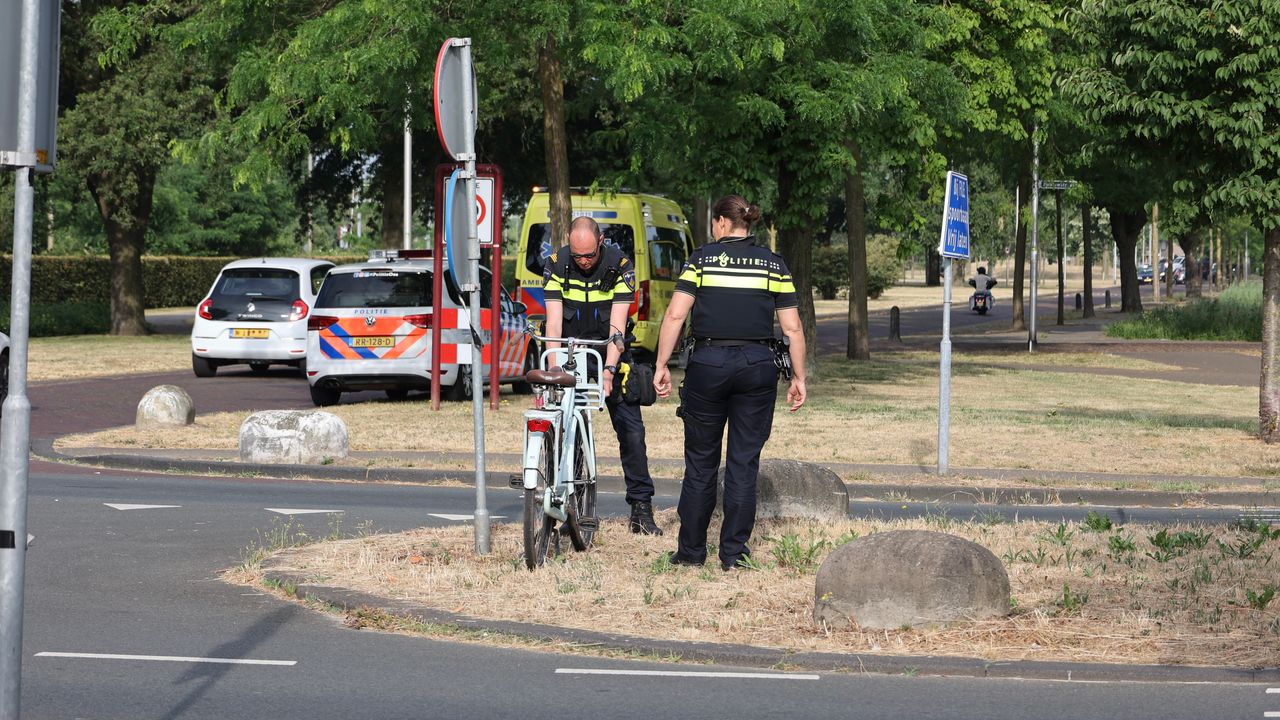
[523,432,558,569]
[566,429,597,551]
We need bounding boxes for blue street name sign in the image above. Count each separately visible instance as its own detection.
[938,171,970,260]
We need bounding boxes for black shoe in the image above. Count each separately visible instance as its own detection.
[629,501,664,536]
[721,556,749,572]
[665,551,703,567]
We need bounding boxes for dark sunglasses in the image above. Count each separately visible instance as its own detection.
[569,246,600,260]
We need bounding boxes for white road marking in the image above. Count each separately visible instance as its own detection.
[1264,712,1280,718]
[35,652,295,667]
[555,668,819,680]
[429,513,507,521]
[1268,688,1280,693]
[264,508,343,516]
[103,503,181,511]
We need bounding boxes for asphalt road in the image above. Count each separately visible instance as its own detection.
[19,467,1274,719]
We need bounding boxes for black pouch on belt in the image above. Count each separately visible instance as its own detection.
[620,361,657,406]
[769,337,793,381]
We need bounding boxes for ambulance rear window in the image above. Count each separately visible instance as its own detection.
[525,223,636,275]
[647,226,689,280]
[316,270,433,308]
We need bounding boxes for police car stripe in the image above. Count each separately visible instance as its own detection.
[318,335,344,360]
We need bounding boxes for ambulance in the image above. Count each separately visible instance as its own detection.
[515,190,694,359]
[305,250,532,406]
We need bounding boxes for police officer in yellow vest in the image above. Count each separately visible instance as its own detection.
[544,216,663,535]
[654,195,806,569]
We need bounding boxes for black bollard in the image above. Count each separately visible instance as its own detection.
[1075,292,1082,310]
[1105,290,1111,308]
[889,306,901,342]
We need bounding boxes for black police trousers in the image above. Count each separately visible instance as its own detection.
[674,343,778,567]
[604,351,654,505]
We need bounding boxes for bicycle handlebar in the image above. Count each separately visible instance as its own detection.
[524,324,624,350]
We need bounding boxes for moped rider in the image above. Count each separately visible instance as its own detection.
[968,266,997,311]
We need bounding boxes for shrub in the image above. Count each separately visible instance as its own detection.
[0,301,111,337]
[810,235,903,301]
[1106,280,1261,341]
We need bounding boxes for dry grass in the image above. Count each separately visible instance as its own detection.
[59,351,1280,482]
[29,335,191,382]
[254,511,1280,668]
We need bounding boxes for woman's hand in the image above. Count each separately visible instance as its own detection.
[786,377,806,412]
[654,365,673,398]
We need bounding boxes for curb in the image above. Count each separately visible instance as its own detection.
[36,439,1280,509]
[262,564,1280,684]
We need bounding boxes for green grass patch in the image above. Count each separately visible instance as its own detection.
[1105,281,1261,341]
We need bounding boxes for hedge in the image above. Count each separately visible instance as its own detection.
[0,301,111,337]
[0,255,365,309]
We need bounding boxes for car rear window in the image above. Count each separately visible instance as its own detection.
[208,268,300,322]
[316,269,433,308]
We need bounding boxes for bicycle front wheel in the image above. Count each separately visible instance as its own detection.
[566,429,597,551]
[523,432,558,570]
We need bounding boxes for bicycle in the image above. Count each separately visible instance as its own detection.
[513,326,622,569]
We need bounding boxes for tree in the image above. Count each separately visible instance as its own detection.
[59,2,211,334]
[1067,0,1280,441]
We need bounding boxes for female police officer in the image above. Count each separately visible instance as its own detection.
[653,194,806,570]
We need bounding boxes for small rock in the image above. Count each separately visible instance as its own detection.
[136,385,195,427]
[718,459,848,521]
[238,410,349,464]
[814,530,1010,630]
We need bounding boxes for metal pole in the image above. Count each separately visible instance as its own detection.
[458,42,490,554]
[1029,130,1039,351]
[2,1,42,715]
[1151,204,1160,303]
[1246,230,1250,281]
[403,111,412,250]
[938,258,953,474]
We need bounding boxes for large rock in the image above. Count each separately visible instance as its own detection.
[238,410,349,464]
[813,530,1009,630]
[136,385,195,427]
[718,459,848,521]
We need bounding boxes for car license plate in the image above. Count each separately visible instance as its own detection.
[352,336,395,348]
[231,328,270,339]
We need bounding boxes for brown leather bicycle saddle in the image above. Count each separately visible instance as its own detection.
[525,366,577,388]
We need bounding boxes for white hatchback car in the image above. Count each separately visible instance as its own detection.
[191,258,334,377]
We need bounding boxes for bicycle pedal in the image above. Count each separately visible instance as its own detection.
[508,474,523,489]
[577,516,600,532]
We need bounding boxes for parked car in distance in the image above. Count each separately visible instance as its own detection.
[1138,264,1153,284]
[191,258,334,378]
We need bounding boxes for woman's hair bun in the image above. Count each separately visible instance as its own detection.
[743,204,762,224]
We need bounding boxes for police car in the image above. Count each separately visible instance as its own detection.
[191,258,334,377]
[305,250,532,406]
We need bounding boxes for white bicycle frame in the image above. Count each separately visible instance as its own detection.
[521,332,616,522]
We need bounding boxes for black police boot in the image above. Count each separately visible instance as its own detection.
[629,501,663,535]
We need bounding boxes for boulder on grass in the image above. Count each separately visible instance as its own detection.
[718,459,848,521]
[239,410,348,465]
[136,385,195,427]
[814,530,1009,630]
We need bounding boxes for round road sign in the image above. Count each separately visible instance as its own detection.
[433,39,476,161]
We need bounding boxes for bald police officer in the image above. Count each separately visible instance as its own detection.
[543,216,663,535]
[654,194,806,570]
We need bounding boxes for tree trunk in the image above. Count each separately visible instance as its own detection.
[1082,204,1094,318]
[844,140,869,361]
[692,195,710,247]
[1183,229,1204,299]
[925,248,940,286]
[1107,205,1147,313]
[776,162,817,377]
[89,175,152,336]
[379,142,404,250]
[1010,167,1031,331]
[538,34,572,249]
[1260,227,1280,442]
[1055,190,1064,325]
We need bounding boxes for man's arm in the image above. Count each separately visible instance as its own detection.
[605,301,629,368]
[544,300,563,351]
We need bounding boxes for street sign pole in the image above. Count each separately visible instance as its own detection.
[434,36,489,554]
[936,170,969,476]
[1029,130,1040,352]
[1,1,43,714]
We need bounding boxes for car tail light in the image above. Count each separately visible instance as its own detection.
[197,299,213,320]
[308,315,338,331]
[403,313,432,329]
[636,280,650,321]
[290,299,309,322]
[526,419,553,434]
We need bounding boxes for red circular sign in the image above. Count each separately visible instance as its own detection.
[475,194,487,226]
